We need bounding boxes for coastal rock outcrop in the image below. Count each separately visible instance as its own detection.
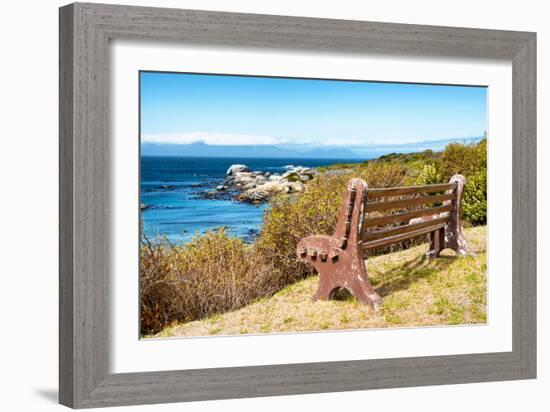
[202,164,317,204]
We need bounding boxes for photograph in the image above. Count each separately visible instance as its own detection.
[139,71,488,338]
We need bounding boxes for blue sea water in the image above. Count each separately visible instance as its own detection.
[140,156,363,244]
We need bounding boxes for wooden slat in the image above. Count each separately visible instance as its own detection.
[364,193,454,213]
[367,183,455,198]
[362,223,446,250]
[362,216,449,242]
[363,204,452,228]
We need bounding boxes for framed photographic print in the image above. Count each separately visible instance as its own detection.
[59,2,536,408]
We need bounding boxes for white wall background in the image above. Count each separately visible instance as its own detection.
[0,1,546,411]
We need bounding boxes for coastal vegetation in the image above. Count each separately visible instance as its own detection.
[140,140,487,336]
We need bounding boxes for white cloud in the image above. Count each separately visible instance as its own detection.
[141,131,290,146]
[141,131,479,147]
[141,131,389,147]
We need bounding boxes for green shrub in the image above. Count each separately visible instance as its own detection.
[415,163,443,186]
[358,162,412,188]
[440,140,486,180]
[439,139,487,225]
[462,169,487,225]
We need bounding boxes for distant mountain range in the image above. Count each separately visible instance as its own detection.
[141,136,484,159]
[141,141,358,159]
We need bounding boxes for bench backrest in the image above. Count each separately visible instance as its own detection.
[362,180,459,249]
[333,175,465,252]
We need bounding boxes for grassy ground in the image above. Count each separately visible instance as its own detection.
[151,226,486,338]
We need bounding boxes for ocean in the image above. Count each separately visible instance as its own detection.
[140,156,363,244]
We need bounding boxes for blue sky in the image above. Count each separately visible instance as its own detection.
[140,71,487,147]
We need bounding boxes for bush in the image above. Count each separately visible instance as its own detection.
[140,230,277,335]
[415,163,442,186]
[440,140,486,180]
[439,139,487,225]
[357,162,412,188]
[462,169,487,225]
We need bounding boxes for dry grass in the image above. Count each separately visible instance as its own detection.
[140,230,281,334]
[150,226,487,338]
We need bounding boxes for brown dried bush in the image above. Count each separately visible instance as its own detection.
[140,230,278,335]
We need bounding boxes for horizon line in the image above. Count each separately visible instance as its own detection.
[140,134,485,148]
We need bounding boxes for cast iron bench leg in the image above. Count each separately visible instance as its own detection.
[297,179,382,310]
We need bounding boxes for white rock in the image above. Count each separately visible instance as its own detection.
[238,181,285,203]
[260,181,285,193]
[233,172,255,185]
[226,164,250,176]
[290,181,305,192]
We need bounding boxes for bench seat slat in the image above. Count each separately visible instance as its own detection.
[362,216,450,242]
[363,204,452,228]
[364,193,454,213]
[367,183,456,198]
[362,222,446,250]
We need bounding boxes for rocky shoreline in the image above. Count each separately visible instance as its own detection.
[197,164,318,204]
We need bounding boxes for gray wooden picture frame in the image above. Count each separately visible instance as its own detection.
[59,2,536,409]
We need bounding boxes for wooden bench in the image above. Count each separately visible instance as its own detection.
[296,174,472,309]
